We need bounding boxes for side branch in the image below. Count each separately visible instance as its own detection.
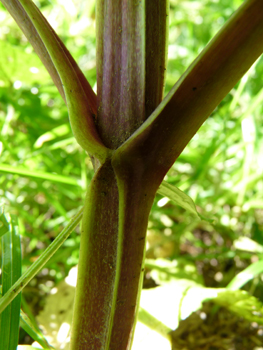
[0,0,65,101]
[1,0,97,108]
[115,0,263,177]
[5,0,111,161]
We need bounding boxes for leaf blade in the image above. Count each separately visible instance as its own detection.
[0,215,22,350]
[0,228,12,350]
[226,260,263,291]
[0,164,80,186]
[0,213,10,238]
[9,216,22,350]
[0,207,83,314]
[157,181,200,218]
[20,310,55,350]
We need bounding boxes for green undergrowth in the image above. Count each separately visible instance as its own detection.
[1,0,263,349]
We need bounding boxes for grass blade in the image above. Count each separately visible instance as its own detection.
[0,215,22,350]
[226,259,263,291]
[17,347,51,350]
[9,216,22,350]
[0,207,83,314]
[0,164,80,186]
[0,227,12,349]
[138,307,171,339]
[20,309,55,350]
[158,181,200,218]
[34,124,71,148]
[0,212,10,238]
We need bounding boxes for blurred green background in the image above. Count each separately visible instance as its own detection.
[1,0,263,349]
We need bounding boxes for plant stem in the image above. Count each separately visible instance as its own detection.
[70,1,169,348]
[96,0,146,149]
[108,168,159,349]
[70,162,119,349]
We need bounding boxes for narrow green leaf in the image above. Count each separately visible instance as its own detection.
[20,296,39,333]
[48,137,76,151]
[17,347,51,350]
[157,181,200,218]
[226,260,263,291]
[0,207,83,314]
[229,64,255,111]
[34,124,71,148]
[0,164,81,186]
[241,85,263,121]
[20,310,55,350]
[9,216,22,350]
[0,213,9,238]
[0,215,22,350]
[233,236,263,254]
[0,228,12,349]
[138,307,172,339]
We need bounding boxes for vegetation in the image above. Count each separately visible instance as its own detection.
[0,1,263,349]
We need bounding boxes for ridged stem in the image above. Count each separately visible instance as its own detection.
[70,162,119,349]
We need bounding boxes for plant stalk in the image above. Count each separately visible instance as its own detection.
[70,1,168,349]
[70,162,119,349]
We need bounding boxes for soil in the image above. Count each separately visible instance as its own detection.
[170,302,263,350]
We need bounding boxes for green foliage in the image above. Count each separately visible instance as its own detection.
[0,211,9,237]
[214,289,263,324]
[227,259,263,291]
[0,40,50,86]
[20,309,54,349]
[0,0,263,348]
[0,213,21,350]
[0,207,83,314]
[158,182,200,218]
